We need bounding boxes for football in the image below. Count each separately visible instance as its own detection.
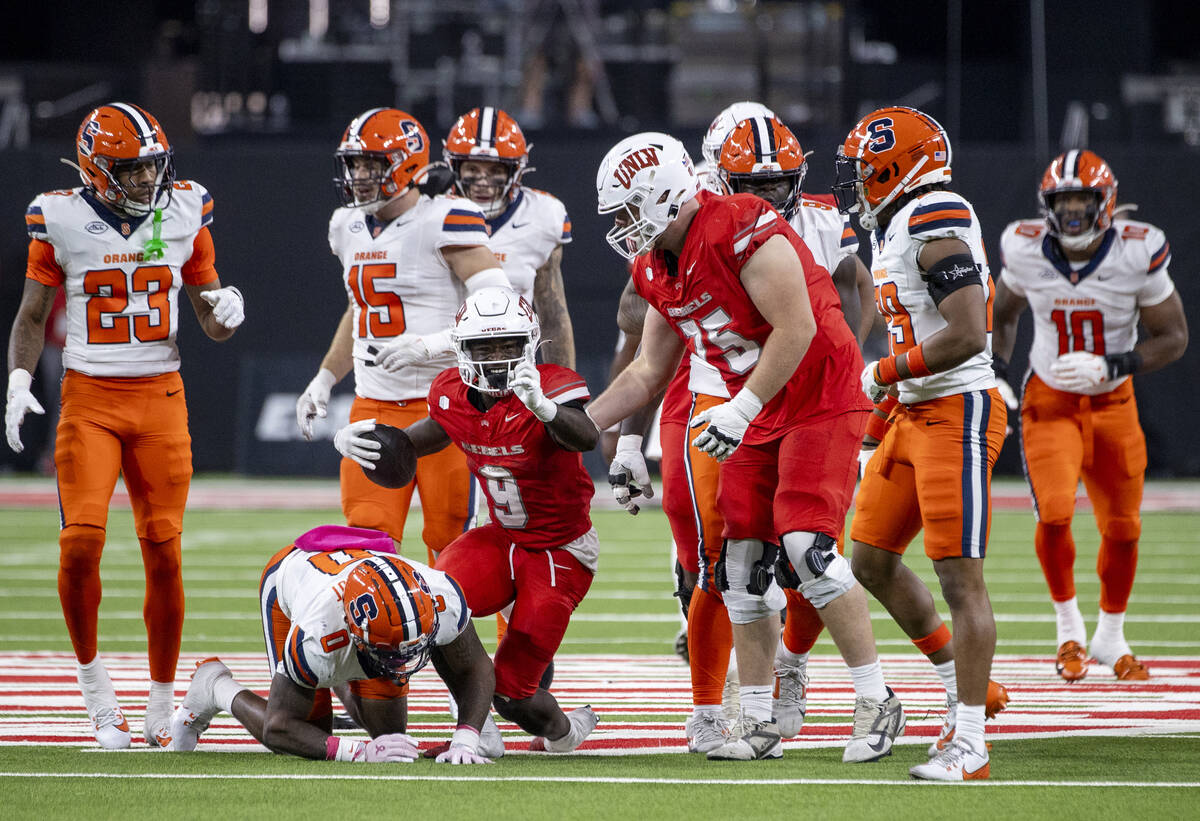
[360,423,417,489]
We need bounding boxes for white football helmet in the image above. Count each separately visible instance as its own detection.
[701,100,776,169]
[452,286,540,395]
[596,132,698,260]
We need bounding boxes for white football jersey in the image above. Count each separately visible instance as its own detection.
[1000,217,1174,395]
[270,548,469,688]
[25,182,215,377]
[869,190,996,404]
[486,187,571,301]
[788,194,859,275]
[328,196,491,401]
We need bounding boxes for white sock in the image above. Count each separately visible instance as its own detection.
[739,686,772,722]
[777,645,809,669]
[213,675,247,714]
[76,657,117,714]
[1092,610,1132,659]
[932,660,958,703]
[1053,597,1087,647]
[848,660,888,702]
[954,702,986,752]
[692,704,722,719]
[147,680,174,712]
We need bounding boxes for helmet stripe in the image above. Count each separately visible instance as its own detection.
[750,116,774,163]
[1064,149,1081,182]
[349,107,387,141]
[478,106,496,150]
[110,102,155,148]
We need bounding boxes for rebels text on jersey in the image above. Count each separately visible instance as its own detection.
[483,188,571,301]
[328,197,491,401]
[1000,217,1175,396]
[266,540,469,689]
[427,366,594,550]
[869,190,995,404]
[632,191,869,441]
[24,183,217,377]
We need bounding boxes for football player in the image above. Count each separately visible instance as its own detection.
[835,107,1005,780]
[295,108,511,563]
[334,287,600,752]
[590,133,904,763]
[992,150,1187,682]
[169,524,499,763]
[445,107,576,368]
[5,102,244,749]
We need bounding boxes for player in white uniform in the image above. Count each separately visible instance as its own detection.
[835,107,1008,780]
[992,149,1188,682]
[295,108,511,564]
[168,524,498,763]
[444,106,575,368]
[5,102,244,749]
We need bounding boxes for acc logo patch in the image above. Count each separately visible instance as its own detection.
[349,221,365,233]
[85,221,108,234]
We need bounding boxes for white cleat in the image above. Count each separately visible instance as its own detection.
[77,659,131,750]
[685,711,730,753]
[705,717,782,761]
[910,737,990,781]
[928,696,956,757]
[843,686,906,763]
[772,653,809,738]
[530,705,598,753]
[144,700,175,748]
[169,658,232,751]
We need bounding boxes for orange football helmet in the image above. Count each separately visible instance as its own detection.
[1039,149,1117,250]
[74,102,174,217]
[718,115,808,220]
[444,107,530,218]
[342,555,439,684]
[334,108,430,210]
[833,106,952,230]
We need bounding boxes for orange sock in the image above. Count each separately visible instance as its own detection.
[1035,522,1076,601]
[58,524,106,665]
[141,535,184,683]
[1097,538,1138,613]
[687,587,733,706]
[782,589,824,654]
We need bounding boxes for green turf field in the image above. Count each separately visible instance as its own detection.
[2,500,1198,819]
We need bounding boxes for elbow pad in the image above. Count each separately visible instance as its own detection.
[921,253,982,306]
[465,267,511,294]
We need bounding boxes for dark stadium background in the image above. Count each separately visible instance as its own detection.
[1,0,1197,478]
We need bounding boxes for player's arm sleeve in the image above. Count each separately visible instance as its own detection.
[181,226,219,286]
[25,238,65,287]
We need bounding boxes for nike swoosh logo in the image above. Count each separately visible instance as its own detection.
[686,261,697,276]
[866,734,888,752]
[925,419,947,426]
[166,389,182,397]
[505,413,522,422]
[511,221,529,229]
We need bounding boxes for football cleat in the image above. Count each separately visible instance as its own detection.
[77,659,131,750]
[169,658,232,752]
[771,650,809,738]
[530,705,598,753]
[927,681,1008,757]
[911,737,990,781]
[985,679,1011,719]
[843,687,906,763]
[705,716,782,761]
[91,705,132,750]
[1056,640,1089,682]
[1111,655,1151,681]
[685,711,730,753]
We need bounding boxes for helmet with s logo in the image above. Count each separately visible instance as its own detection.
[334,108,430,212]
[342,555,439,684]
[444,107,530,218]
[719,115,808,221]
[73,103,174,217]
[1039,149,1117,250]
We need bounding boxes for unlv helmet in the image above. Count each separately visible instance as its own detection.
[1039,149,1118,250]
[334,108,430,211]
[342,555,439,684]
[596,132,698,260]
[74,103,175,217]
[833,106,952,230]
[452,286,540,395]
[444,107,530,218]
[719,115,808,221]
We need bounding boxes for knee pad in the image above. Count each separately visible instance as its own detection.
[778,531,856,609]
[1101,517,1140,543]
[59,524,106,574]
[719,539,786,623]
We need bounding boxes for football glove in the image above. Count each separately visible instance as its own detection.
[199,286,244,329]
[334,418,381,469]
[1049,351,1108,392]
[995,377,1018,436]
[857,445,877,480]
[609,434,653,515]
[860,360,890,403]
[434,728,493,764]
[296,368,337,441]
[5,369,44,454]
[689,388,763,463]
[511,359,557,422]
[363,732,419,763]
[374,329,454,373]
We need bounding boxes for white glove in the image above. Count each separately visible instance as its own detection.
[860,360,889,403]
[511,359,557,422]
[857,446,877,480]
[296,368,337,441]
[1049,351,1107,392]
[5,369,45,453]
[995,377,1019,436]
[374,329,454,372]
[434,728,493,764]
[689,388,763,463]
[609,434,653,515]
[328,733,418,763]
[334,418,381,469]
[199,286,244,329]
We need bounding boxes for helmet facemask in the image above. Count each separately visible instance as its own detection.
[1042,188,1105,250]
[335,151,407,212]
[99,151,175,217]
[596,133,699,261]
[452,158,524,218]
[458,335,535,395]
[726,164,805,221]
[452,287,541,396]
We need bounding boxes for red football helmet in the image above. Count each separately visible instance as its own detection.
[718,115,808,220]
[342,555,439,684]
[833,106,952,230]
[1039,149,1118,250]
[74,103,174,216]
[444,107,530,218]
[334,108,430,211]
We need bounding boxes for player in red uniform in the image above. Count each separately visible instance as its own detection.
[334,286,600,752]
[588,132,904,762]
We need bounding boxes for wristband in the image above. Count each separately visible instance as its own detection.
[326,736,367,762]
[865,407,893,442]
[7,368,33,398]
[729,387,765,421]
[875,356,901,386]
[464,267,511,293]
[903,345,933,379]
[1105,351,1142,379]
[615,434,644,454]
[451,725,481,753]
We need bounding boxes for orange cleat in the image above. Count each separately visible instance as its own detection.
[1112,655,1150,681]
[1056,641,1089,682]
[984,679,1010,719]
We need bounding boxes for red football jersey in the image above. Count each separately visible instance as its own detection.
[632,191,870,442]
[428,365,594,550]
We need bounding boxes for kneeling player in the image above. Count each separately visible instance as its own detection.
[169,524,498,763]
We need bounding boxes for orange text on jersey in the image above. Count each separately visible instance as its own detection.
[103,252,147,264]
[354,251,388,261]
[1053,297,1097,306]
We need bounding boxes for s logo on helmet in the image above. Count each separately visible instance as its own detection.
[400,119,426,154]
[79,119,101,156]
[613,147,660,189]
[348,592,379,626]
[866,118,895,152]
